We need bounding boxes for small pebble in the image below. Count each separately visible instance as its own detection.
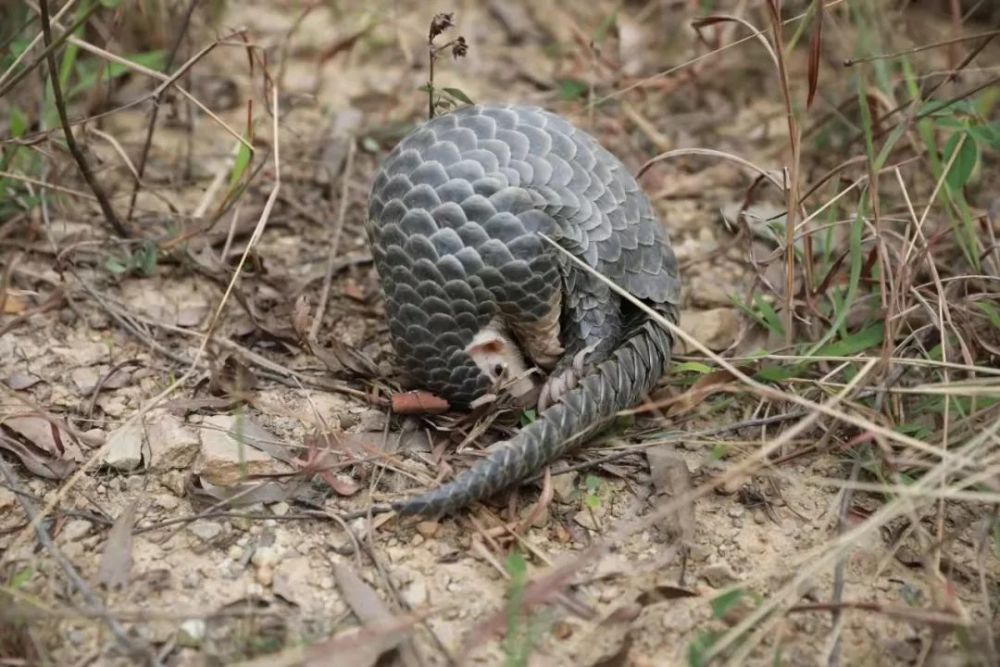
[701,561,739,587]
[61,519,93,542]
[358,409,388,432]
[178,619,206,647]
[328,533,356,556]
[156,494,180,511]
[719,475,745,495]
[415,521,440,538]
[188,520,223,542]
[599,585,620,603]
[251,546,279,568]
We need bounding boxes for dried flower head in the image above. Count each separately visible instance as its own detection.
[429,12,454,41]
[451,36,468,59]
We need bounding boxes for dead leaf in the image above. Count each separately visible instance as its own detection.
[98,502,137,590]
[5,373,42,390]
[323,474,362,497]
[331,562,419,667]
[0,415,81,479]
[298,430,371,497]
[635,584,700,606]
[102,367,133,390]
[333,561,391,625]
[230,415,297,465]
[391,390,449,415]
[603,603,643,624]
[294,298,380,378]
[0,433,75,479]
[315,340,379,378]
[645,446,696,542]
[208,353,258,397]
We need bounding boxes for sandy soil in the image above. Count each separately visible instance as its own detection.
[1,2,998,666]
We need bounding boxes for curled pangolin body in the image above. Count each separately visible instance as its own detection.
[366,104,681,516]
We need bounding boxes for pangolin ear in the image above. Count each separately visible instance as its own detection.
[466,331,506,356]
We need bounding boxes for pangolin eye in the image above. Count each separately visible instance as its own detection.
[492,363,506,378]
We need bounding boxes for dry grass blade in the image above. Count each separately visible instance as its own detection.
[712,420,997,665]
[764,0,803,344]
[331,561,420,666]
[843,27,1000,66]
[538,233,973,467]
[806,0,824,110]
[691,15,779,68]
[66,34,254,152]
[592,0,848,106]
[637,147,784,191]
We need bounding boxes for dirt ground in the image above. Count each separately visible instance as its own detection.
[2,1,999,666]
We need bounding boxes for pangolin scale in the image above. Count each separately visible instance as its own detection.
[366,104,681,516]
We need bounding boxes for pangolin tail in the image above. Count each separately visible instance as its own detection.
[393,316,674,516]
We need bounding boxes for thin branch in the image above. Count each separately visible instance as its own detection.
[37,0,128,237]
[310,140,357,340]
[765,0,802,345]
[843,28,1000,66]
[124,0,200,223]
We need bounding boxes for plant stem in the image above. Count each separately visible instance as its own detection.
[428,46,435,119]
[38,0,129,237]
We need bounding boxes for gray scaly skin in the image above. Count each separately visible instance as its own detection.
[366,104,681,516]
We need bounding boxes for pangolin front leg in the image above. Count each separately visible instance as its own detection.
[366,104,681,517]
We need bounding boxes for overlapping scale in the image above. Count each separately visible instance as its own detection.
[365,104,682,513]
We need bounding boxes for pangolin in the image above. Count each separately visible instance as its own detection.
[366,104,681,516]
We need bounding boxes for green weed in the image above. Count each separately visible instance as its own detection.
[502,553,551,667]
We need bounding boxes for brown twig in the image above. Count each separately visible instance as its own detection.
[840,35,998,149]
[765,0,803,345]
[124,0,200,224]
[842,28,1000,67]
[38,0,128,237]
[9,32,254,153]
[310,140,357,340]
